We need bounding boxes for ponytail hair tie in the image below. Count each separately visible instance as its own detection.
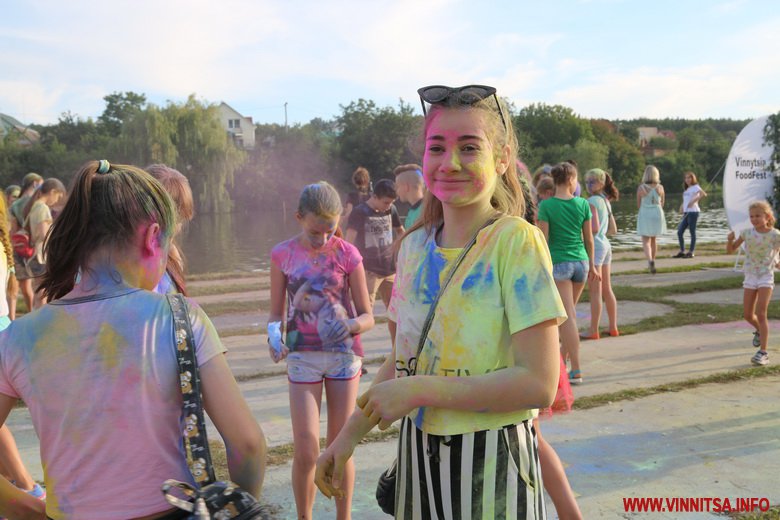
[96,160,111,174]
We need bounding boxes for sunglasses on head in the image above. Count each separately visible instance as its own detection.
[417,84,507,130]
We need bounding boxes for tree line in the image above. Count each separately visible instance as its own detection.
[0,92,749,213]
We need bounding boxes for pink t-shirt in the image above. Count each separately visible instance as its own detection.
[271,236,364,356]
[0,288,225,520]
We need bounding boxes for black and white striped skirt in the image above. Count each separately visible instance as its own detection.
[394,417,545,520]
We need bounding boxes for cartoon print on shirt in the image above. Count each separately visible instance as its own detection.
[289,274,353,351]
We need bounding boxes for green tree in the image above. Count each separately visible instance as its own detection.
[119,95,244,213]
[539,139,609,174]
[335,99,419,185]
[515,103,595,150]
[590,120,645,187]
[99,91,147,137]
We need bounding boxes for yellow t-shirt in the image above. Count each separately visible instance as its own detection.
[388,216,566,435]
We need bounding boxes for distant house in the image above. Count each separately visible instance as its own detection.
[637,127,659,148]
[638,126,676,157]
[217,102,255,149]
[0,113,40,147]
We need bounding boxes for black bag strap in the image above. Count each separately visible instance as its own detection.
[411,216,499,375]
[168,293,217,486]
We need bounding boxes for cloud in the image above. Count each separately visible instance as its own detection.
[2,0,779,124]
[551,65,755,119]
[0,81,65,123]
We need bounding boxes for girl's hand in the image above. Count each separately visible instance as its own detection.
[356,377,419,430]
[315,432,359,500]
[321,318,353,343]
[268,344,289,363]
[727,231,736,242]
[588,265,602,282]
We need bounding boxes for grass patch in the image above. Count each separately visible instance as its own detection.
[263,426,401,467]
[188,271,265,282]
[612,241,727,259]
[731,506,780,519]
[201,299,270,316]
[612,276,745,300]
[615,261,734,276]
[189,281,270,297]
[226,365,780,468]
[573,365,780,410]
[579,271,745,305]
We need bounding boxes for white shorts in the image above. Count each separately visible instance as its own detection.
[286,351,362,384]
[743,272,774,290]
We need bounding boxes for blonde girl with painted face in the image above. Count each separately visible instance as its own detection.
[0,161,266,519]
[316,86,566,519]
[268,181,374,520]
[727,201,780,366]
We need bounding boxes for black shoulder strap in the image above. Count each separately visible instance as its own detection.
[412,216,499,375]
[167,293,217,486]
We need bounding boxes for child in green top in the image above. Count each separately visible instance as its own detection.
[537,162,599,384]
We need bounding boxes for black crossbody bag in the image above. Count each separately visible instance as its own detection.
[161,294,268,520]
[376,217,498,515]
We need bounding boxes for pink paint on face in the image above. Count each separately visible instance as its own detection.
[422,109,500,209]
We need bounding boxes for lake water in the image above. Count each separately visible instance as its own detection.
[180,194,728,274]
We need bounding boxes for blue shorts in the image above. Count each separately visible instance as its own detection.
[553,260,589,283]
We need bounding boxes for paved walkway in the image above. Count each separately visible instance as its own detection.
[8,253,778,519]
[256,320,780,519]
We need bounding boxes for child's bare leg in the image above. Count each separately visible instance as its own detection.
[755,287,772,350]
[536,420,582,520]
[743,289,759,331]
[0,426,35,490]
[587,273,602,336]
[601,263,618,332]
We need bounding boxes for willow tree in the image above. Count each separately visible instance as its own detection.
[165,96,245,213]
[120,95,245,213]
[118,104,178,166]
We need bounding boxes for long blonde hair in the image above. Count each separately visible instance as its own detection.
[402,96,524,242]
[642,165,660,184]
[0,195,11,265]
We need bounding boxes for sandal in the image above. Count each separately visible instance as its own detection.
[568,369,583,384]
[608,329,620,337]
[580,332,600,340]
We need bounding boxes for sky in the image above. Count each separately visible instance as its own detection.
[1,0,778,127]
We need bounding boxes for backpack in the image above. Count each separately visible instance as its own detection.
[11,230,34,259]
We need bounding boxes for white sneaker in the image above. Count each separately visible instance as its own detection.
[751,350,769,366]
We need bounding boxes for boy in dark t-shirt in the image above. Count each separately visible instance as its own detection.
[345,179,404,318]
